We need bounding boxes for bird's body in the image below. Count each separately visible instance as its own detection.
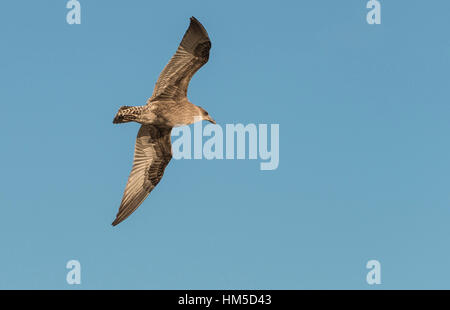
[113,99,206,127]
[111,17,215,226]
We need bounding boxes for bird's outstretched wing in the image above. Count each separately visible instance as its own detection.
[112,125,172,226]
[149,16,211,101]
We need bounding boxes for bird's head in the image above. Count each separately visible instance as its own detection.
[197,106,216,124]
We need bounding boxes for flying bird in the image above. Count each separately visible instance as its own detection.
[111,17,215,226]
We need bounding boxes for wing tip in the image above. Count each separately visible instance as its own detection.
[111,218,121,226]
[187,16,209,39]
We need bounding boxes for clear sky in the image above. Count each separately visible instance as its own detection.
[1,0,450,289]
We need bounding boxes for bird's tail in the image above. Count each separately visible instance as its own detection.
[113,106,143,124]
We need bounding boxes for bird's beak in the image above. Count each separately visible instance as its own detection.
[207,116,216,124]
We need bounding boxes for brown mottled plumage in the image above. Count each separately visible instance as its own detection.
[112,17,215,226]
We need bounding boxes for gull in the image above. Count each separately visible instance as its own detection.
[111,17,215,226]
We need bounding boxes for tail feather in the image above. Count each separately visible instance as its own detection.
[113,106,142,124]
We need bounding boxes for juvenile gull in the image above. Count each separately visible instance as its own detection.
[111,17,215,226]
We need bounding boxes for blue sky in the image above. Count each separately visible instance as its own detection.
[1,0,450,289]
